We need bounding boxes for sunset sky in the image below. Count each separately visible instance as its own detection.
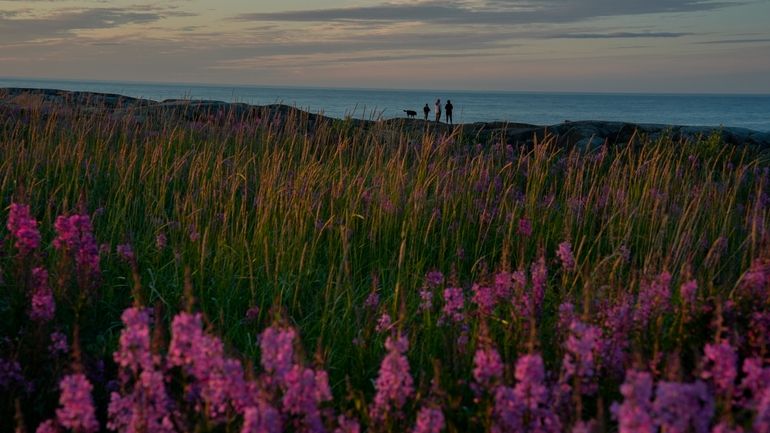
[1,0,769,93]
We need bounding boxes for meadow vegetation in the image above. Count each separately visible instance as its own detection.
[1,99,769,432]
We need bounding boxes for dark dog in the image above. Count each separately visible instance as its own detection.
[403,109,417,118]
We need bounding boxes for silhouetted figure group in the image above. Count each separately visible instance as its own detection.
[420,99,454,124]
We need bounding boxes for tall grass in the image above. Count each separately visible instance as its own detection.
[1,94,768,431]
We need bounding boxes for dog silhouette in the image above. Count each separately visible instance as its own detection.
[403,110,417,118]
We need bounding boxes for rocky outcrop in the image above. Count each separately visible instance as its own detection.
[2,87,768,149]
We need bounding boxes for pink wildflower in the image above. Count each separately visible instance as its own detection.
[282,365,332,432]
[562,319,603,396]
[425,271,444,288]
[611,370,655,433]
[472,346,504,391]
[258,324,296,381]
[557,241,576,271]
[653,380,714,433]
[333,415,361,433]
[371,335,414,421]
[634,271,671,328]
[680,279,698,306]
[7,203,40,255]
[56,373,99,433]
[114,307,153,373]
[376,313,393,333]
[49,331,69,357]
[412,407,445,433]
[241,403,282,433]
[116,243,134,262]
[35,420,60,433]
[29,267,55,322]
[53,213,100,278]
[440,286,464,324]
[364,292,380,310]
[471,283,497,314]
[701,341,738,395]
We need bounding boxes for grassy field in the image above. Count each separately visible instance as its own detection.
[1,98,769,432]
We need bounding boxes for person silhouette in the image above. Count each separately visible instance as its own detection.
[445,100,454,125]
[423,103,430,121]
[435,99,442,123]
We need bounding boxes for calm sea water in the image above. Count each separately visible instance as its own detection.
[2,78,769,131]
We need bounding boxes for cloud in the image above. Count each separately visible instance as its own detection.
[235,0,740,26]
[695,37,770,44]
[548,31,692,39]
[0,7,181,44]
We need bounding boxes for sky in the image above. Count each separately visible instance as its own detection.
[1,0,769,93]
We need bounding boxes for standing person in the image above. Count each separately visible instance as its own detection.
[445,100,454,125]
[435,99,442,123]
[423,103,430,121]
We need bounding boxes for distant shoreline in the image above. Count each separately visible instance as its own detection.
[2,87,769,148]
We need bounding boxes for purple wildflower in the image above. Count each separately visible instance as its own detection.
[241,402,282,433]
[680,279,698,307]
[562,319,603,396]
[633,271,672,328]
[471,284,497,314]
[376,313,393,333]
[56,373,99,433]
[440,287,465,324]
[493,272,513,300]
[0,358,25,390]
[258,324,296,381]
[419,289,433,312]
[530,257,548,316]
[116,243,134,262]
[29,267,55,322]
[425,271,444,288]
[701,341,738,395]
[756,388,770,433]
[653,380,714,433]
[412,407,445,433]
[245,306,260,322]
[49,331,69,357]
[493,354,560,433]
[53,213,100,278]
[364,292,380,310]
[557,241,576,271]
[711,422,745,433]
[35,420,60,433]
[334,415,361,433]
[114,307,153,373]
[611,370,655,433]
[472,346,504,391]
[739,357,770,410]
[7,203,41,255]
[107,370,175,433]
[739,259,770,300]
[282,365,332,432]
[371,335,414,421]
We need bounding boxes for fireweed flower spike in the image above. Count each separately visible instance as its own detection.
[7,203,41,255]
[371,334,414,421]
[412,407,445,433]
[55,373,99,433]
[29,267,55,322]
[557,241,576,272]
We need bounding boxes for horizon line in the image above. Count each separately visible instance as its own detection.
[2,76,770,98]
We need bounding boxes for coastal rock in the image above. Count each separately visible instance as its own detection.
[1,88,768,149]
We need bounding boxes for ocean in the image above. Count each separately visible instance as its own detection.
[1,77,769,131]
